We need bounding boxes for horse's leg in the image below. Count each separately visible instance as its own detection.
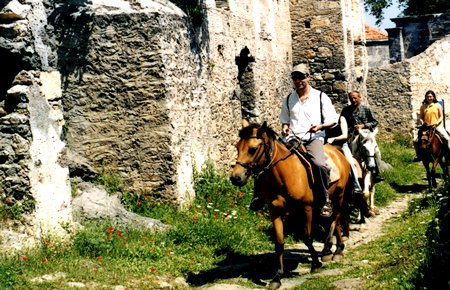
[423,161,432,190]
[321,219,335,262]
[363,171,375,217]
[303,204,322,271]
[369,176,377,215]
[332,213,345,261]
[268,207,284,289]
[432,158,439,188]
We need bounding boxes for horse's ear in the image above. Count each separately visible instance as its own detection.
[257,121,268,138]
[242,119,250,128]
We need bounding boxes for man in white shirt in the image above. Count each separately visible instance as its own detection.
[280,64,339,217]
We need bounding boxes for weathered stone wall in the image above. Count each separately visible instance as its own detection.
[366,40,390,68]
[290,0,367,108]
[367,36,450,136]
[387,13,450,62]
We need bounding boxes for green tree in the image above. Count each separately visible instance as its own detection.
[364,0,450,25]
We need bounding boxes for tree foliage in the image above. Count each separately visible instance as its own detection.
[364,0,450,25]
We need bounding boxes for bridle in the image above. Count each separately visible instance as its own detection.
[236,135,290,178]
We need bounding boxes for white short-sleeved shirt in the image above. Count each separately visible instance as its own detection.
[280,87,338,142]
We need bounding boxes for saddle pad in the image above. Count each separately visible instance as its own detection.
[325,153,340,184]
[292,148,315,184]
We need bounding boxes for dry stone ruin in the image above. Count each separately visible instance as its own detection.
[0,0,448,251]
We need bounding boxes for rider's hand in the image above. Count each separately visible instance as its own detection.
[309,124,322,133]
[355,124,365,130]
[327,137,335,144]
[281,125,290,136]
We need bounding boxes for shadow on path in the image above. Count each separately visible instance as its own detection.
[186,248,312,287]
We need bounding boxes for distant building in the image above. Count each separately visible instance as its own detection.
[365,24,389,68]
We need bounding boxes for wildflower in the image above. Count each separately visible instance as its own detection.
[142,241,146,245]
[192,217,197,221]
[145,195,151,200]
[189,204,192,207]
[107,236,112,240]
[97,257,102,260]
[136,201,141,205]
[149,247,153,251]
[107,227,113,234]
[45,240,50,244]
[150,268,156,273]
[115,230,121,234]
[144,237,147,240]
[206,197,212,201]
[259,226,263,230]
[6,198,12,204]
[22,256,28,261]
[150,239,154,242]
[242,213,246,216]
[213,214,218,218]
[216,190,221,194]
[93,269,97,273]
[123,242,127,245]
[41,258,47,262]
[214,209,220,212]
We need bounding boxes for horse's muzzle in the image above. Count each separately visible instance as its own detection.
[230,174,248,186]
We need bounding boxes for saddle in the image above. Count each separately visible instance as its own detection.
[286,140,341,186]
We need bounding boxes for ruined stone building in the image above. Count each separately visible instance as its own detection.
[0,0,446,249]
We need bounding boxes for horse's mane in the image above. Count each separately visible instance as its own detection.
[239,122,278,141]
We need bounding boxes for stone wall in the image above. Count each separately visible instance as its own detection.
[387,13,450,62]
[290,0,368,108]
[367,36,450,136]
[366,39,389,68]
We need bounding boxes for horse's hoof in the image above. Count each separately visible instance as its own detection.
[368,210,376,217]
[332,253,344,261]
[268,281,281,289]
[311,261,323,272]
[322,254,332,262]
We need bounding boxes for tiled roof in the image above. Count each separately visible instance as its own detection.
[365,24,388,40]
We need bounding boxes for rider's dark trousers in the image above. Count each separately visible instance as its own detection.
[304,138,331,203]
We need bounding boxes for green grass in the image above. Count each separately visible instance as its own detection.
[1,140,448,289]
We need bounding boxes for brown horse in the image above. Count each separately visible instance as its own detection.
[230,120,350,289]
[418,125,449,189]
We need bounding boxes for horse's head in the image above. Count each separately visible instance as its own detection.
[353,127,378,171]
[230,120,276,186]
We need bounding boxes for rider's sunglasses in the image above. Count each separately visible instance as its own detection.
[291,74,307,81]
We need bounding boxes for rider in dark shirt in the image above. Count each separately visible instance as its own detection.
[341,91,383,183]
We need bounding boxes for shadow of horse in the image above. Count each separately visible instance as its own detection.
[389,182,429,193]
[186,248,312,287]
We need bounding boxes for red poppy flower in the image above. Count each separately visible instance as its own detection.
[41,258,47,262]
[6,198,12,204]
[206,197,212,201]
[142,241,146,245]
[123,242,127,245]
[136,201,141,205]
[150,239,154,242]
[216,190,221,194]
[97,257,102,260]
[107,236,112,240]
[107,227,113,234]
[45,240,50,244]
[193,217,197,221]
[149,247,153,251]
[213,214,218,218]
[259,226,263,230]
[115,230,121,234]
[93,269,97,273]
[242,213,246,216]
[150,268,156,272]
[238,192,244,196]
[145,195,151,200]
[22,256,28,261]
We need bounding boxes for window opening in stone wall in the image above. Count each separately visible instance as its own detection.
[235,46,257,120]
[304,21,310,28]
[0,48,30,111]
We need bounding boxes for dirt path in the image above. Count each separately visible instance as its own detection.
[199,193,418,290]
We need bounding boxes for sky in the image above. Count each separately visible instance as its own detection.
[363,0,402,31]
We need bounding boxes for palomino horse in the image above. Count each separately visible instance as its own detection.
[418,125,448,189]
[230,120,350,289]
[351,128,379,220]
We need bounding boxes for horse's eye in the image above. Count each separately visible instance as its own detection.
[248,148,257,155]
